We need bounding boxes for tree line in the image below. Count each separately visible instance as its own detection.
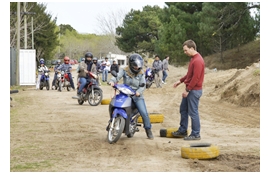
[10,2,260,66]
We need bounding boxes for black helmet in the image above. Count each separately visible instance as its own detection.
[129,54,144,74]
[85,52,93,64]
[85,52,93,59]
[93,57,98,64]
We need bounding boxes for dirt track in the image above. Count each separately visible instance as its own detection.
[10,63,260,172]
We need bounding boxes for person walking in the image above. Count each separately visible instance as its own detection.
[108,54,154,140]
[172,39,205,140]
[152,55,163,88]
[102,57,111,82]
[162,56,170,84]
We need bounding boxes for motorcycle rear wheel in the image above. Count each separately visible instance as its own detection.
[127,116,139,138]
[77,89,84,105]
[88,89,103,106]
[107,116,125,144]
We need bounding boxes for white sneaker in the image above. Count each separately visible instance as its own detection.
[162,81,165,84]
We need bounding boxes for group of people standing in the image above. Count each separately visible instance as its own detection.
[151,55,170,88]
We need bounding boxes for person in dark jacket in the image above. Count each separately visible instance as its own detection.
[152,55,163,88]
[110,60,119,73]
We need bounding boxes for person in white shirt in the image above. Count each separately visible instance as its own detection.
[102,57,111,82]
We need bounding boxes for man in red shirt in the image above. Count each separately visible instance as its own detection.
[172,39,205,140]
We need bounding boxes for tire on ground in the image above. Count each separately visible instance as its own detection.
[138,113,164,123]
[160,127,190,138]
[101,98,111,105]
[181,145,219,159]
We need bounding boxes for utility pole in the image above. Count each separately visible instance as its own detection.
[58,26,60,56]
[32,16,34,49]
[24,2,27,49]
[16,2,20,85]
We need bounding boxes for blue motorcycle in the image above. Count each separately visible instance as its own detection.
[145,67,155,89]
[39,69,50,90]
[106,71,144,144]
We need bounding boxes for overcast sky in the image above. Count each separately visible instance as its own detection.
[45,1,166,34]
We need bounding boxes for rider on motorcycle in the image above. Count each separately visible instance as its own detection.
[108,54,154,140]
[36,59,48,90]
[52,59,61,89]
[91,57,98,75]
[57,56,75,90]
[73,52,93,99]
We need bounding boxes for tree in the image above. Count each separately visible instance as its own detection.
[10,2,59,64]
[115,5,163,55]
[198,2,260,62]
[156,2,203,64]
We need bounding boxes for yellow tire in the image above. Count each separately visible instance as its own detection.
[181,145,220,159]
[101,98,111,105]
[138,113,164,123]
[160,128,190,138]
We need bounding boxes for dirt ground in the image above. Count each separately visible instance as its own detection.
[9,62,261,172]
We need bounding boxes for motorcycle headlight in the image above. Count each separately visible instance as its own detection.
[118,86,135,95]
[45,73,48,76]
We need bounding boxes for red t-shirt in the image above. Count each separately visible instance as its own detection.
[180,53,205,91]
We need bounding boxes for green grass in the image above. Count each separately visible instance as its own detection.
[204,39,260,70]
[11,160,53,171]
[253,69,260,76]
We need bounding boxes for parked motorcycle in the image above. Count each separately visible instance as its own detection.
[145,67,155,89]
[74,72,103,106]
[57,70,72,92]
[39,69,50,90]
[106,71,144,144]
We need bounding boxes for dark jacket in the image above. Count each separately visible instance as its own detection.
[110,64,119,73]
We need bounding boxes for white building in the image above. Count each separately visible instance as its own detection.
[107,53,128,69]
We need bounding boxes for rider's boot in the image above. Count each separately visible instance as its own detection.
[145,129,154,140]
[72,92,82,99]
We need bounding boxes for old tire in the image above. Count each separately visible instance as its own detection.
[160,127,191,138]
[181,144,219,160]
[101,98,111,105]
[138,113,164,123]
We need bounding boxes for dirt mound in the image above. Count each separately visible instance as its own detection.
[205,62,260,107]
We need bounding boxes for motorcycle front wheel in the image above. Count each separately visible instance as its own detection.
[39,82,43,90]
[58,81,62,92]
[107,116,125,144]
[46,80,50,90]
[88,89,103,106]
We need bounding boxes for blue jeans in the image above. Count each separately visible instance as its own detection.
[162,70,168,82]
[133,97,152,129]
[78,77,87,94]
[102,69,109,81]
[52,72,57,86]
[67,73,75,89]
[178,89,202,136]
